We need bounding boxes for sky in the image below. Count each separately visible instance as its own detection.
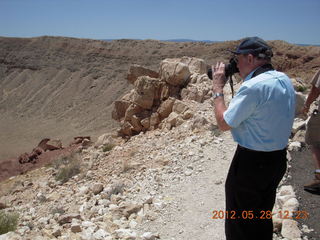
[0,0,320,45]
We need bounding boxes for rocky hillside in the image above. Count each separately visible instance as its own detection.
[0,56,315,239]
[1,36,320,159]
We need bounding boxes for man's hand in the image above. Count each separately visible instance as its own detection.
[212,62,227,92]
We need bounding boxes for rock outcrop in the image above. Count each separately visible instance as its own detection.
[112,57,212,137]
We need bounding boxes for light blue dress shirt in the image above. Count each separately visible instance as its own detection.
[223,69,296,151]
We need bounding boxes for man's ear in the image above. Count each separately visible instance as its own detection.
[247,54,254,64]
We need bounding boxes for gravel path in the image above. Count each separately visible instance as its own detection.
[137,131,236,240]
[289,148,320,239]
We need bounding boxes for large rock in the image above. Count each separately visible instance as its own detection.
[119,121,134,136]
[292,118,306,134]
[133,76,159,109]
[112,99,131,121]
[124,104,143,122]
[160,84,181,100]
[179,56,207,74]
[157,97,175,120]
[149,112,160,128]
[181,85,210,103]
[172,100,189,114]
[160,59,191,86]
[127,64,159,85]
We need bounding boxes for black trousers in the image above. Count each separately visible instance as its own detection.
[225,145,287,240]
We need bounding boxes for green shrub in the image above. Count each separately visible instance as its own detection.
[102,143,114,152]
[296,85,307,92]
[0,210,19,235]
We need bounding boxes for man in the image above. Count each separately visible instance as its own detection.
[303,69,320,194]
[212,37,296,240]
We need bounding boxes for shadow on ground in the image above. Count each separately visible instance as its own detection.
[289,148,320,239]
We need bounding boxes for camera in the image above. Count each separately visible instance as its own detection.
[207,57,239,80]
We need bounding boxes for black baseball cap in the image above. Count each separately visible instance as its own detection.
[231,37,273,58]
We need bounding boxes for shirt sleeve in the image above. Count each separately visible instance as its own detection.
[223,85,258,128]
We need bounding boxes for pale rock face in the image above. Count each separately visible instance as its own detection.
[124,104,144,122]
[133,76,159,109]
[157,97,175,120]
[112,99,131,121]
[178,56,207,75]
[172,100,189,114]
[127,64,159,85]
[159,59,191,86]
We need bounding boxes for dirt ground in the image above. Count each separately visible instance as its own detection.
[289,147,320,239]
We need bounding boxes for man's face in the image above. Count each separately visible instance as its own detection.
[235,54,255,79]
[235,54,249,78]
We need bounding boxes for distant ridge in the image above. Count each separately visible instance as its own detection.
[101,38,320,46]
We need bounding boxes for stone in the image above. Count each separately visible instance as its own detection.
[157,97,175,120]
[281,219,301,239]
[179,56,207,74]
[133,76,159,109]
[95,133,117,147]
[276,195,294,208]
[58,213,81,225]
[149,112,160,128]
[127,64,159,85]
[81,227,96,240]
[172,100,189,114]
[182,110,194,120]
[92,183,104,195]
[160,59,190,86]
[141,118,150,129]
[288,141,301,151]
[71,223,82,233]
[123,204,143,218]
[115,228,137,239]
[112,100,131,121]
[292,118,306,134]
[292,129,306,143]
[278,185,295,197]
[165,112,180,129]
[52,226,62,237]
[283,198,299,212]
[120,121,134,136]
[191,116,209,130]
[181,85,208,103]
[141,232,160,240]
[93,229,112,240]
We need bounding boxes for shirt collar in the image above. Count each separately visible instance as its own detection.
[244,67,259,82]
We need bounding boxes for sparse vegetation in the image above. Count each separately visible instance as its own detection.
[54,153,81,183]
[296,85,307,93]
[50,207,65,215]
[102,143,115,152]
[0,210,19,235]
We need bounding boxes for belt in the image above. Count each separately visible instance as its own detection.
[237,145,286,153]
